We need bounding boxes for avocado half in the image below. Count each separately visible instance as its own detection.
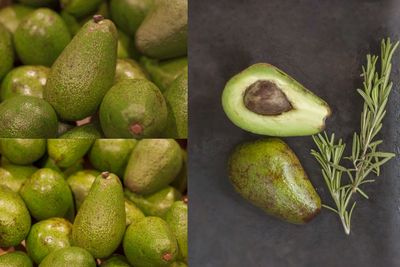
[222,63,331,136]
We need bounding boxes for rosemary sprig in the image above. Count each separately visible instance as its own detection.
[311,38,398,235]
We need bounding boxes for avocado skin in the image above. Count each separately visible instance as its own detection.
[39,246,96,267]
[0,95,58,138]
[0,251,33,267]
[125,198,145,227]
[61,0,103,19]
[0,5,33,33]
[14,8,71,66]
[1,65,50,101]
[228,138,321,224]
[165,201,188,260]
[101,254,131,267]
[72,173,126,259]
[135,0,187,59]
[100,79,168,138]
[123,217,178,267]
[0,24,14,81]
[48,139,95,169]
[124,139,182,194]
[26,218,72,264]
[0,185,31,247]
[66,170,99,209]
[0,163,37,192]
[170,149,187,193]
[0,139,46,165]
[114,59,147,83]
[44,18,117,121]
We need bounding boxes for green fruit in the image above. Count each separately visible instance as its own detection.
[0,24,14,81]
[123,217,178,267]
[0,5,33,33]
[124,139,182,194]
[17,0,58,7]
[222,63,331,136]
[140,56,187,92]
[1,66,49,101]
[0,251,33,267]
[60,11,81,36]
[0,185,31,247]
[59,123,102,139]
[125,186,181,217]
[101,254,131,267]
[72,172,126,258]
[170,149,187,193]
[114,59,147,84]
[26,218,72,264]
[0,139,46,165]
[228,138,321,224]
[20,168,73,221]
[110,0,153,35]
[44,16,117,121]
[165,201,187,260]
[62,158,84,177]
[61,0,103,18]
[66,170,99,209]
[100,79,168,138]
[0,164,37,192]
[57,122,75,137]
[163,70,187,138]
[135,0,187,59]
[14,8,71,66]
[0,95,58,138]
[117,30,129,59]
[124,198,145,227]
[39,247,96,267]
[40,157,62,173]
[89,139,137,177]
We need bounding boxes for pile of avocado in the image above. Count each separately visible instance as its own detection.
[0,138,188,267]
[0,0,188,138]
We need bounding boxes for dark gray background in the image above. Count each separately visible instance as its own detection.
[189,1,400,266]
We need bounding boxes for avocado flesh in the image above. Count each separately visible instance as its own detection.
[222,63,331,136]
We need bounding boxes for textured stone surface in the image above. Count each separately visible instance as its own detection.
[189,0,400,266]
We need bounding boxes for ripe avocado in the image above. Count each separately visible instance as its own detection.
[61,0,103,19]
[0,251,33,267]
[228,138,321,224]
[0,5,33,33]
[39,246,96,267]
[0,139,46,165]
[114,59,147,83]
[165,201,188,260]
[222,63,331,136]
[14,8,71,66]
[66,170,99,209]
[0,163,37,192]
[0,65,49,101]
[0,23,14,81]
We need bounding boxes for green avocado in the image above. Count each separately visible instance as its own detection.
[20,168,73,221]
[0,185,31,247]
[165,201,187,260]
[0,5,33,34]
[0,95,58,138]
[60,10,81,36]
[0,163,37,192]
[125,198,145,227]
[101,254,131,267]
[100,79,168,138]
[44,16,117,121]
[228,138,321,224]
[17,0,58,7]
[222,63,331,136]
[0,139,46,165]
[39,247,96,267]
[62,158,84,177]
[14,8,71,66]
[0,65,50,101]
[135,0,187,59]
[57,122,75,137]
[0,23,14,81]
[61,0,103,19]
[170,149,187,193]
[26,218,72,264]
[0,251,33,267]
[114,59,147,84]
[124,139,182,194]
[117,30,130,59]
[66,170,99,210]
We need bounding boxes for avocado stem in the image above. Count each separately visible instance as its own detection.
[101,171,110,179]
[130,123,143,135]
[93,14,104,23]
[182,195,188,204]
[162,253,173,262]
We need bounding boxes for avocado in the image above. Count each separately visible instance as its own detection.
[100,79,168,138]
[57,122,75,137]
[140,56,187,92]
[66,170,99,209]
[0,95,58,138]
[0,5,33,33]
[101,254,131,267]
[72,172,126,258]
[0,251,33,267]
[39,247,96,267]
[0,163,37,192]
[26,218,72,264]
[124,139,182,194]
[165,201,187,260]
[1,66,49,101]
[14,8,71,66]
[117,30,129,59]
[59,123,102,139]
[20,168,73,221]
[110,0,153,35]
[222,63,331,136]
[17,0,58,7]
[135,0,187,59]
[170,149,187,193]
[62,158,84,177]
[125,186,181,217]
[125,198,145,227]
[228,138,321,224]
[44,16,117,121]
[163,70,188,138]
[0,24,14,81]
[123,217,178,267]
[39,157,62,174]
[0,139,46,165]
[60,10,81,36]
[0,185,31,247]
[114,59,147,83]
[89,139,137,177]
[61,0,103,19]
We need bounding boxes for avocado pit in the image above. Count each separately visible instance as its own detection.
[243,80,292,115]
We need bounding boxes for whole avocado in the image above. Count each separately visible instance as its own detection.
[39,247,96,267]
[0,251,33,267]
[0,139,46,165]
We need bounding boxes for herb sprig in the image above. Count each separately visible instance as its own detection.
[311,38,398,235]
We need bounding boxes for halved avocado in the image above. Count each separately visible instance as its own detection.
[222,63,331,136]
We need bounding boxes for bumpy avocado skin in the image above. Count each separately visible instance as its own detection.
[0,251,33,267]
[228,138,321,224]
[39,246,96,267]
[0,139,46,165]
[0,5,33,33]
[44,18,117,121]
[124,198,145,227]
[114,59,147,83]
[0,23,14,81]
[47,139,95,169]
[165,201,188,260]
